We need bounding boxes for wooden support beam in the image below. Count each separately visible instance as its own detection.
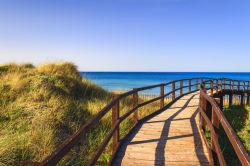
[220,79,223,91]
[220,93,224,110]
[160,84,164,109]
[223,79,226,89]
[232,81,234,91]
[172,82,175,101]
[210,80,213,95]
[247,92,250,105]
[240,94,244,106]
[196,79,199,90]
[180,80,183,96]
[189,79,192,92]
[211,107,220,164]
[238,81,240,91]
[248,82,250,105]
[229,93,233,107]
[199,91,205,131]
[216,79,218,93]
[199,85,204,130]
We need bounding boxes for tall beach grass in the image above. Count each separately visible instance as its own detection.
[0,63,163,165]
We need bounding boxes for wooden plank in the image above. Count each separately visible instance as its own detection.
[116,153,209,162]
[112,92,211,165]
[119,145,209,152]
[113,159,210,166]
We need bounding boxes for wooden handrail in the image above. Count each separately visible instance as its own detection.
[199,80,250,166]
[199,107,226,166]
[31,78,250,166]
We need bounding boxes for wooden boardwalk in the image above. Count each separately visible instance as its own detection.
[39,78,250,166]
[112,92,211,166]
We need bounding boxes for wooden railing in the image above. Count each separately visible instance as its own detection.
[199,78,250,166]
[32,77,211,166]
[28,78,250,166]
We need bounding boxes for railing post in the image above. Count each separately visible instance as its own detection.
[232,80,234,91]
[210,80,213,95]
[196,79,199,90]
[211,107,220,164]
[247,92,250,106]
[160,84,164,109]
[247,82,250,105]
[246,81,250,105]
[238,81,240,91]
[223,79,226,90]
[199,82,206,131]
[220,79,223,91]
[216,79,218,93]
[172,82,175,101]
[231,80,233,90]
[229,92,233,107]
[220,91,224,110]
[199,94,204,130]
[189,79,191,92]
[241,93,244,106]
[212,107,219,138]
[243,82,246,105]
[112,96,119,155]
[132,89,139,124]
[180,80,183,96]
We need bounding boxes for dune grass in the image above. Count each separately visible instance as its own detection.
[0,63,163,166]
[204,104,250,166]
[0,63,113,165]
[218,105,250,165]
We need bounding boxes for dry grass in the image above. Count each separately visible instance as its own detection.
[0,63,164,166]
[0,63,111,165]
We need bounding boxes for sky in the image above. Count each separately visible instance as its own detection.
[0,0,250,72]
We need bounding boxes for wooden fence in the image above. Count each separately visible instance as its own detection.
[199,78,250,166]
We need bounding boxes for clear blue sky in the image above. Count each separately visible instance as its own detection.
[0,0,250,72]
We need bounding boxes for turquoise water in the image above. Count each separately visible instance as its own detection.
[81,72,250,93]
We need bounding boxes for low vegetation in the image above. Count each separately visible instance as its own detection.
[203,104,249,166]
[0,63,113,165]
[0,63,162,166]
[219,105,250,165]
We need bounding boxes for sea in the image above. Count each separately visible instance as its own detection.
[81,72,250,94]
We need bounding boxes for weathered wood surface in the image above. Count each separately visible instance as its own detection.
[112,92,211,166]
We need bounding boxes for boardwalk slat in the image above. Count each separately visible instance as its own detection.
[112,92,211,165]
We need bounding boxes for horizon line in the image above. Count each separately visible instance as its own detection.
[80,71,250,73]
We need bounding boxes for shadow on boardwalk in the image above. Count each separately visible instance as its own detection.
[112,93,210,166]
